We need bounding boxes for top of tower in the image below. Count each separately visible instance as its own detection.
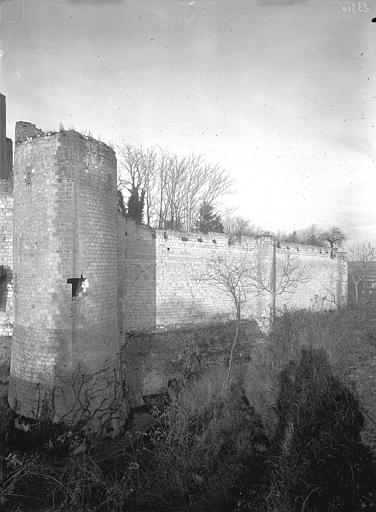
[15,121,44,145]
[14,121,115,157]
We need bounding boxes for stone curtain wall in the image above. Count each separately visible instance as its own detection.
[120,221,347,332]
[117,213,126,342]
[154,230,273,328]
[275,244,348,312]
[348,261,376,307]
[122,221,157,331]
[120,221,347,400]
[120,223,346,333]
[9,129,125,431]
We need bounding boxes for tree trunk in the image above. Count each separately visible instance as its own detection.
[158,170,164,228]
[225,313,240,394]
[270,241,277,325]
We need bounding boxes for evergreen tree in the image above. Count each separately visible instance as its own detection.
[198,202,224,233]
[127,184,145,224]
[117,189,127,216]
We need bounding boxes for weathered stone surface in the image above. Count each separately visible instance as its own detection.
[121,220,347,334]
[8,130,126,431]
[15,121,44,145]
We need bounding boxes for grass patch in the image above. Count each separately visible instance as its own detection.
[1,307,376,511]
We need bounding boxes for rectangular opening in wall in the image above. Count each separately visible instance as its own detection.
[0,265,11,312]
[67,275,87,299]
[0,266,7,311]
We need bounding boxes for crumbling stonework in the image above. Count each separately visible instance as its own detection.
[15,121,44,146]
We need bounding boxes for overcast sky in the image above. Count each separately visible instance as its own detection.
[0,0,375,246]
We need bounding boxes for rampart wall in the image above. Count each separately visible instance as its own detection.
[121,222,273,331]
[275,244,348,311]
[120,221,347,402]
[154,230,272,327]
[120,221,346,333]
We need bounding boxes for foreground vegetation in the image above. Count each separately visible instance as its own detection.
[1,307,376,511]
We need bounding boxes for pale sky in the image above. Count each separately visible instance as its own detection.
[0,0,375,246]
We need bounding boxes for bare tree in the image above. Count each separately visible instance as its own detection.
[249,244,311,324]
[276,229,299,244]
[141,147,159,225]
[348,242,376,305]
[206,250,259,393]
[206,244,311,390]
[117,144,160,224]
[157,148,171,228]
[160,153,232,231]
[118,143,232,230]
[296,224,326,247]
[324,226,347,257]
[277,225,346,253]
[322,268,347,310]
[223,216,250,240]
[223,215,272,242]
[117,144,144,194]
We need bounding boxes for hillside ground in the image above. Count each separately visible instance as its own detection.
[0,305,376,511]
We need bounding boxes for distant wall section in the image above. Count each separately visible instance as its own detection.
[275,244,347,311]
[347,261,376,307]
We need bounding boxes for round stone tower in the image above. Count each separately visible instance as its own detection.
[9,126,126,433]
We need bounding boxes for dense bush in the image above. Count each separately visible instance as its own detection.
[127,366,267,511]
[0,367,266,512]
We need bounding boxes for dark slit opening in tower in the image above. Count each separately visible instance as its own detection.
[67,275,86,299]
